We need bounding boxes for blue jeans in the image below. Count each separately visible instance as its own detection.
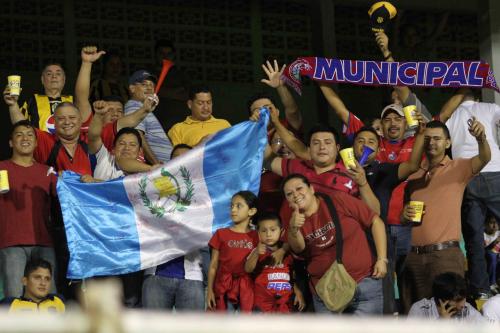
[0,246,56,298]
[462,172,500,294]
[486,250,499,285]
[142,275,204,311]
[313,277,383,315]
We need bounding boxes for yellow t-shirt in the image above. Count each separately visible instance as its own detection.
[168,116,231,147]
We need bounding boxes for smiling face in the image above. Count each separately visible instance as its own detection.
[308,132,338,168]
[188,92,213,121]
[113,133,140,160]
[10,125,37,157]
[283,177,316,213]
[22,267,51,302]
[54,104,82,140]
[257,219,282,247]
[424,127,450,160]
[381,111,406,140]
[41,64,65,93]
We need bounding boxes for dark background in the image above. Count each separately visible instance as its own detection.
[0,0,487,159]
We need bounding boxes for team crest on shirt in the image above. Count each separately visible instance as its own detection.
[388,151,397,161]
[46,115,56,134]
[138,166,194,218]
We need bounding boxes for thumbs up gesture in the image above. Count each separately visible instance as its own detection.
[290,203,305,230]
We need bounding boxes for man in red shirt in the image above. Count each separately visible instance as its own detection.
[0,120,57,299]
[283,174,387,314]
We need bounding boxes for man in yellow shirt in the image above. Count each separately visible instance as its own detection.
[1,259,65,313]
[168,85,230,147]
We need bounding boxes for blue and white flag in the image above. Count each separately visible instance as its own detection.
[57,112,269,279]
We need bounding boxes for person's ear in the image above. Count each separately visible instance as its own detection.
[248,207,257,217]
[22,276,28,287]
[187,100,193,110]
[445,138,451,149]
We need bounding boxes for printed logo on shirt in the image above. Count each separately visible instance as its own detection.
[267,282,292,292]
[388,151,397,161]
[46,115,56,134]
[227,239,254,249]
[344,179,353,190]
[304,221,335,242]
[267,272,290,281]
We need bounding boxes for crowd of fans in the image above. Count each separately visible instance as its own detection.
[0,30,500,322]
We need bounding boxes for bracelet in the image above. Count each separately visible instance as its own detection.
[384,52,392,61]
[377,258,389,264]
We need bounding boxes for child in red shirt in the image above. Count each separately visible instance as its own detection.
[245,213,305,313]
[207,191,259,312]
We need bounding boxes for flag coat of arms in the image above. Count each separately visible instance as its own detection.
[57,112,269,279]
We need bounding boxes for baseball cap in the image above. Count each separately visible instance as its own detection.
[128,70,157,85]
[380,104,404,119]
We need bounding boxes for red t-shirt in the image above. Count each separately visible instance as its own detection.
[281,159,359,197]
[209,228,258,276]
[283,192,376,287]
[253,252,294,313]
[33,116,94,175]
[258,171,284,214]
[0,160,56,248]
[101,121,118,151]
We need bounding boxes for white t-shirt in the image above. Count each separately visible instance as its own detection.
[485,230,500,247]
[446,100,500,173]
[482,294,500,322]
[408,297,485,322]
[93,144,124,181]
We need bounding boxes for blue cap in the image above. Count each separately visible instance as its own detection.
[128,70,157,85]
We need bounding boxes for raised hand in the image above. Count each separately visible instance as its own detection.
[261,60,286,89]
[143,94,159,112]
[92,100,109,116]
[81,46,106,63]
[375,31,390,57]
[468,117,486,142]
[346,160,368,186]
[290,203,305,230]
[3,87,19,106]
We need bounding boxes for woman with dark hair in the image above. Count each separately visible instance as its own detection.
[90,51,129,103]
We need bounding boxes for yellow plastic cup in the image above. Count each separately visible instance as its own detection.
[403,105,418,129]
[7,75,21,96]
[0,170,9,194]
[408,201,424,223]
[339,148,356,169]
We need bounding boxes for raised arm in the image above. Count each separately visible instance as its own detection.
[270,107,310,160]
[469,118,491,174]
[346,161,381,215]
[75,46,106,122]
[438,88,467,123]
[318,83,350,125]
[398,112,426,179]
[375,31,411,104]
[87,101,107,154]
[3,88,24,124]
[261,60,302,130]
[287,205,306,254]
[116,95,158,131]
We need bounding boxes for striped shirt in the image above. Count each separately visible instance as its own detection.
[124,99,172,163]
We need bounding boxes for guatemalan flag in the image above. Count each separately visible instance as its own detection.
[57,111,269,279]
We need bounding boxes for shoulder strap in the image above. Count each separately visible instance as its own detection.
[46,140,63,171]
[316,192,344,263]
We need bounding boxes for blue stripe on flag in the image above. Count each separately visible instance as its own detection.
[57,173,141,279]
[203,111,269,232]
